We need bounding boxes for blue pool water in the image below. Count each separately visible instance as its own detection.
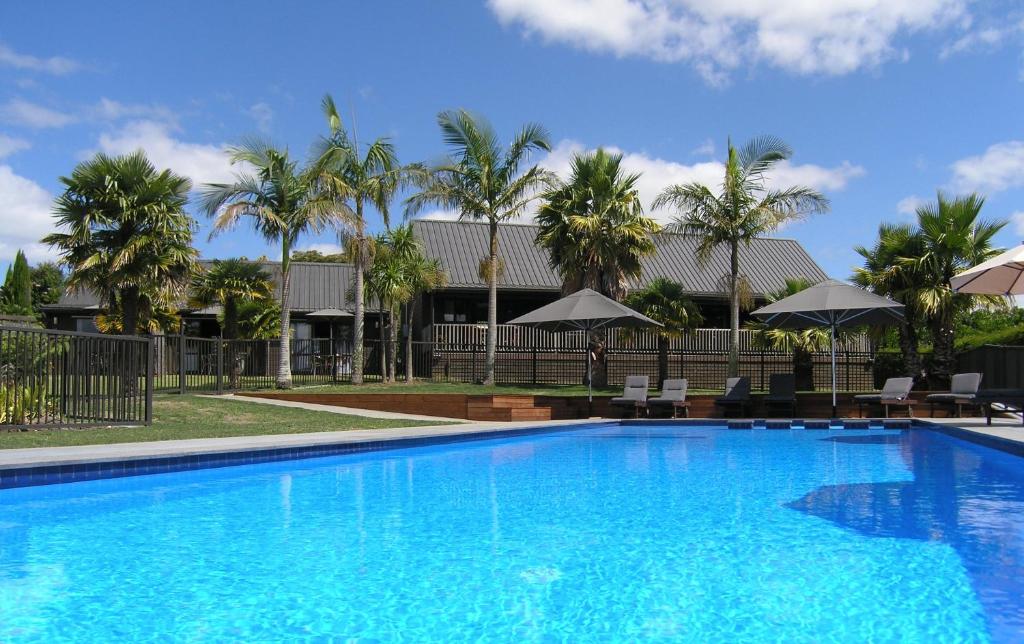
[2,425,1024,642]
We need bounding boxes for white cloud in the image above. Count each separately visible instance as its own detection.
[0,42,81,75]
[1011,211,1024,236]
[691,138,715,156]
[941,18,1024,58]
[414,209,463,221]
[248,102,273,133]
[0,98,74,128]
[950,140,1024,194]
[488,0,966,83]
[96,120,238,187]
[0,134,30,159]
[0,165,58,264]
[90,98,178,126]
[897,195,925,216]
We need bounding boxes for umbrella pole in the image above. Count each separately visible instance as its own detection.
[831,324,838,418]
[587,342,593,405]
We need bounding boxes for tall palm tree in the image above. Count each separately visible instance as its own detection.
[537,148,659,386]
[407,109,553,386]
[316,94,405,385]
[903,193,1005,384]
[44,151,197,335]
[852,223,926,379]
[364,236,409,382]
[201,140,344,388]
[654,137,830,377]
[189,259,274,340]
[624,278,703,385]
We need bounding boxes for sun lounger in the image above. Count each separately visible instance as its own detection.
[714,377,751,417]
[647,379,689,418]
[926,373,982,418]
[610,376,649,418]
[854,377,915,418]
[763,373,797,417]
[972,389,1024,426]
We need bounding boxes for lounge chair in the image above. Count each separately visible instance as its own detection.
[926,373,982,418]
[610,376,649,418]
[974,389,1024,426]
[763,373,797,417]
[647,379,689,418]
[714,377,751,417]
[854,377,915,418]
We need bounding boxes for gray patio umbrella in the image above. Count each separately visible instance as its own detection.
[507,288,661,402]
[751,279,905,417]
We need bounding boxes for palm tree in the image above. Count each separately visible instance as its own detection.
[653,137,829,377]
[316,94,405,385]
[189,259,274,340]
[852,223,926,379]
[903,193,1005,385]
[536,148,659,386]
[624,278,703,385]
[407,109,553,386]
[364,237,409,382]
[746,277,833,390]
[44,151,197,335]
[201,140,344,388]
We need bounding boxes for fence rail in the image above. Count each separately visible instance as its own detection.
[1,325,152,428]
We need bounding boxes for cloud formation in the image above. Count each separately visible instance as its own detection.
[0,165,58,264]
[0,99,74,128]
[0,42,81,75]
[950,140,1024,194]
[0,134,30,159]
[488,0,966,84]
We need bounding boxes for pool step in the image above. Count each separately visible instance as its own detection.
[466,396,554,421]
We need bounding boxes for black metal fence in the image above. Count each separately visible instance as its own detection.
[958,345,1024,389]
[1,325,152,428]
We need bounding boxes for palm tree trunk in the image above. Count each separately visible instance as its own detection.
[224,297,241,389]
[121,286,140,336]
[388,304,398,382]
[378,302,387,383]
[276,240,293,389]
[657,336,669,386]
[897,320,921,381]
[728,240,740,377]
[351,199,365,385]
[930,308,955,388]
[484,219,498,386]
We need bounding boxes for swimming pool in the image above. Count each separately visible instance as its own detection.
[2,423,1023,642]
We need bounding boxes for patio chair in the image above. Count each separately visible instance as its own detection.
[647,379,689,418]
[763,374,797,417]
[854,377,915,418]
[714,377,751,417]
[926,373,982,418]
[610,376,649,418]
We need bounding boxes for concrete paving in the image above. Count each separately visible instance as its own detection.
[919,413,1024,443]
[211,393,471,423]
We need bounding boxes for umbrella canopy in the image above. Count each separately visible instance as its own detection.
[951,244,1024,295]
[752,279,905,330]
[508,289,661,403]
[307,308,353,318]
[507,288,661,332]
[752,279,905,418]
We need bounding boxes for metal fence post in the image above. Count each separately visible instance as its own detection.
[531,342,538,385]
[178,331,186,395]
[472,343,479,382]
[145,337,154,425]
[216,336,224,394]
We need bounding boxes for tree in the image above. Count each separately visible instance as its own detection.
[30,262,65,310]
[852,223,926,380]
[236,299,280,340]
[44,151,198,335]
[363,235,407,383]
[537,148,659,386]
[189,259,274,340]
[290,248,349,263]
[407,109,553,386]
[624,278,703,385]
[654,137,829,377]
[316,94,404,386]
[1,250,33,315]
[903,193,1004,385]
[201,139,344,388]
[95,287,180,334]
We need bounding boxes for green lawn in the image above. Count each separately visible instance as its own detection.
[0,394,444,450]
[282,381,723,396]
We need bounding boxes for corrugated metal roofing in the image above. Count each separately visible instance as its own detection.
[412,219,829,298]
[45,261,362,313]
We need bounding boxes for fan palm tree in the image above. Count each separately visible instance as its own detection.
[189,259,274,340]
[654,137,830,377]
[624,278,703,385]
[44,151,198,336]
[201,140,345,388]
[537,148,659,386]
[852,223,926,379]
[407,109,553,386]
[902,193,1005,384]
[316,94,406,385]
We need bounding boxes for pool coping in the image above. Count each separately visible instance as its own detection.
[1,416,1020,489]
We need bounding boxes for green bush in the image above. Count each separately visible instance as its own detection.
[955,324,1024,353]
[0,382,51,425]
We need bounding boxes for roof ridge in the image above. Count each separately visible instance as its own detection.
[412,218,802,241]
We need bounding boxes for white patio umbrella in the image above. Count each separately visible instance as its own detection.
[951,243,1024,295]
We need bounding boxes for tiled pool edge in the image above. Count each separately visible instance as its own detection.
[0,421,615,489]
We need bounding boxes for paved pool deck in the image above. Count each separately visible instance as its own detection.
[1,413,1022,473]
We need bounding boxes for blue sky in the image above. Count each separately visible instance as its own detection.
[1,0,1023,280]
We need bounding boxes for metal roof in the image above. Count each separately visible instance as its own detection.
[412,219,829,298]
[44,261,364,314]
